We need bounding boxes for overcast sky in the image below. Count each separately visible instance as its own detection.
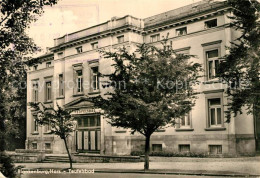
[28,0,202,54]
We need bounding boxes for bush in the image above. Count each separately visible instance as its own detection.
[0,152,17,177]
[130,150,144,156]
[130,150,207,158]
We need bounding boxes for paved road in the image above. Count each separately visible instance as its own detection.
[15,160,260,176]
[21,172,234,178]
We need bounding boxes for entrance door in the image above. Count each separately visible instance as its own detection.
[76,130,101,152]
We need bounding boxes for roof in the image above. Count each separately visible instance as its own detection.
[144,0,227,29]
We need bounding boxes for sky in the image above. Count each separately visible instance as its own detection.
[28,0,202,54]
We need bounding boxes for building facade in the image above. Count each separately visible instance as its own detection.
[26,0,257,156]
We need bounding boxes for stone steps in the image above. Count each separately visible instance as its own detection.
[43,156,70,163]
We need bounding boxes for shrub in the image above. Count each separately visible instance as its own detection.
[0,152,17,177]
[130,150,207,157]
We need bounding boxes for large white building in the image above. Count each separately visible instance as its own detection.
[26,0,258,156]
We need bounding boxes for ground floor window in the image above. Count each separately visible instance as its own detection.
[209,145,222,154]
[152,144,162,152]
[32,142,37,149]
[45,143,51,150]
[179,144,190,153]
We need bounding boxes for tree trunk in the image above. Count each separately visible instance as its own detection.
[63,138,73,169]
[253,96,260,151]
[144,134,151,170]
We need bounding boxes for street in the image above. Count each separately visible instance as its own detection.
[21,172,234,178]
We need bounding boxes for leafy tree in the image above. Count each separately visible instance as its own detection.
[0,0,58,176]
[92,42,202,170]
[29,102,76,169]
[218,0,260,146]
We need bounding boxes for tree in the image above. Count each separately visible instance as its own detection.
[91,42,202,170]
[218,0,260,146]
[0,0,58,176]
[29,102,76,169]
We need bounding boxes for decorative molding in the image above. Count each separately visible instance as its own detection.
[56,96,65,100]
[154,129,166,132]
[204,127,226,131]
[115,130,127,133]
[88,59,99,64]
[43,101,53,104]
[72,63,83,67]
[72,93,84,97]
[173,46,191,53]
[44,75,53,79]
[201,40,222,47]
[203,89,224,94]
[175,128,194,132]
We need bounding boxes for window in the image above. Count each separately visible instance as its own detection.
[206,49,220,79]
[46,62,51,68]
[150,34,160,42]
[91,42,98,49]
[59,74,64,96]
[91,66,99,91]
[77,115,100,128]
[45,81,52,101]
[152,144,162,152]
[180,113,191,128]
[45,143,51,150]
[176,27,187,36]
[33,65,38,71]
[76,70,83,93]
[76,46,82,54]
[32,82,38,102]
[179,144,190,153]
[117,35,124,43]
[205,19,217,29]
[32,143,37,149]
[44,120,51,133]
[208,98,222,126]
[209,145,222,154]
[33,117,38,132]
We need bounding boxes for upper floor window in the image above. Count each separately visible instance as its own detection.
[91,66,99,91]
[91,42,98,49]
[176,27,187,36]
[33,115,38,133]
[46,62,51,68]
[117,35,124,43]
[208,98,222,127]
[44,120,51,133]
[32,82,39,102]
[206,49,219,79]
[59,74,64,96]
[180,113,191,128]
[150,34,160,42]
[76,70,83,93]
[33,65,38,71]
[76,46,83,54]
[205,19,217,29]
[45,81,52,101]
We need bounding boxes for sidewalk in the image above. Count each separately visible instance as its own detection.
[15,156,260,177]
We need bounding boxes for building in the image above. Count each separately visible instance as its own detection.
[26,0,257,156]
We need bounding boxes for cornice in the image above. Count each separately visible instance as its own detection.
[50,25,143,52]
[143,7,231,35]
